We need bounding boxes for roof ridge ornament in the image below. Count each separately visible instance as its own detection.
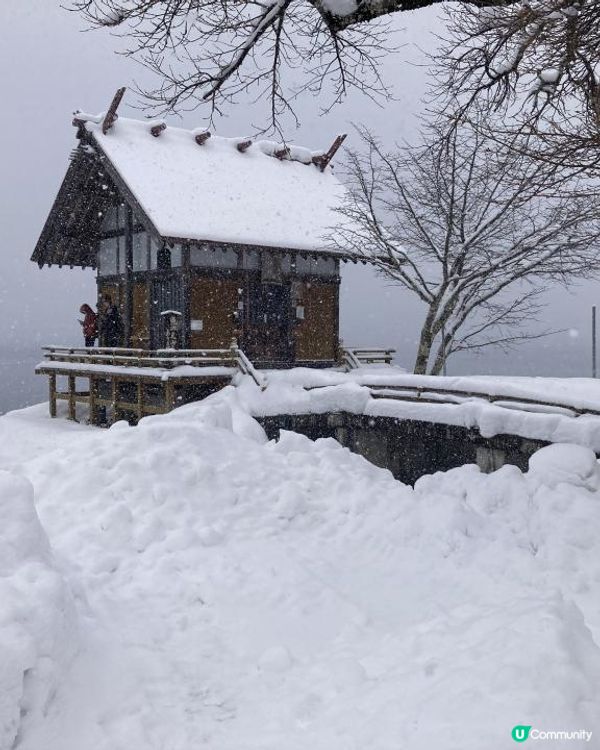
[193,128,211,145]
[148,120,167,137]
[312,134,347,172]
[101,87,126,135]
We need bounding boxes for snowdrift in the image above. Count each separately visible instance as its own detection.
[0,391,599,749]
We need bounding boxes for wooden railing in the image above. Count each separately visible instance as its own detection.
[41,343,269,389]
[231,345,267,390]
[41,346,236,369]
[364,383,600,419]
[342,347,396,369]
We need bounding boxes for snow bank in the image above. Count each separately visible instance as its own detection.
[0,471,76,749]
[236,369,600,452]
[0,398,599,748]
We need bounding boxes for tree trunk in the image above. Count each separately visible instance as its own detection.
[413,321,434,374]
[429,342,447,376]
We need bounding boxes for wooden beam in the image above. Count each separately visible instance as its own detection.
[236,139,252,153]
[312,133,347,172]
[194,131,211,146]
[102,87,126,135]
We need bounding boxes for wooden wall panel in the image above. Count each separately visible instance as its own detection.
[131,281,149,348]
[189,276,239,349]
[98,282,121,311]
[294,281,338,361]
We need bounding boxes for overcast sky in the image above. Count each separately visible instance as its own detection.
[0,1,596,377]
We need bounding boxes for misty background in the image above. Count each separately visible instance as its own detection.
[0,1,596,414]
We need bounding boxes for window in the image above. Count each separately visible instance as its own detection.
[97,237,118,276]
[170,244,182,268]
[150,237,160,269]
[117,235,126,273]
[133,232,149,271]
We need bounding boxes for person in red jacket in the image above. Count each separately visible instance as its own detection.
[79,304,98,347]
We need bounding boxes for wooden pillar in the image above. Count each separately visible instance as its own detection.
[68,375,76,421]
[333,270,341,363]
[164,381,175,412]
[89,376,98,425]
[49,374,57,418]
[123,205,134,346]
[111,377,118,424]
[137,379,144,421]
[181,244,191,349]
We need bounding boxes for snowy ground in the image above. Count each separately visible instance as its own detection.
[1,390,600,748]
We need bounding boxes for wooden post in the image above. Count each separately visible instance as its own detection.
[137,379,144,421]
[124,205,134,346]
[68,375,76,421]
[102,87,126,135]
[312,134,347,172]
[181,244,191,349]
[89,376,98,425]
[164,380,175,412]
[49,374,57,418]
[111,377,118,424]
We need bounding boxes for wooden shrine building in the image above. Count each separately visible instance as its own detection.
[32,89,354,369]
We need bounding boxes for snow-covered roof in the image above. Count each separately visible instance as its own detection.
[85,117,348,252]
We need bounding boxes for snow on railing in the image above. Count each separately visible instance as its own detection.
[41,346,235,370]
[230,340,267,390]
[342,347,396,369]
[365,384,600,419]
[42,344,268,388]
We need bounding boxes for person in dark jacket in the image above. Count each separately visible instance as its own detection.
[99,296,123,347]
[79,304,98,347]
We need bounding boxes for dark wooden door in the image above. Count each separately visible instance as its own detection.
[150,276,184,349]
[245,282,292,364]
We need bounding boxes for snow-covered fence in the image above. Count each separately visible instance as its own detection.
[364,383,600,419]
[342,347,396,369]
[37,345,266,425]
[41,345,235,369]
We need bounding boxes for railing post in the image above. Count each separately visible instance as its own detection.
[111,377,118,424]
[68,375,76,421]
[164,380,175,412]
[89,375,97,425]
[49,374,57,418]
[137,379,144,421]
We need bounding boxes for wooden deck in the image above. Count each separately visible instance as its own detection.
[37,344,263,425]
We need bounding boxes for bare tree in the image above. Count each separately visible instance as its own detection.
[69,0,514,128]
[70,1,600,147]
[439,1,600,177]
[331,121,600,374]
